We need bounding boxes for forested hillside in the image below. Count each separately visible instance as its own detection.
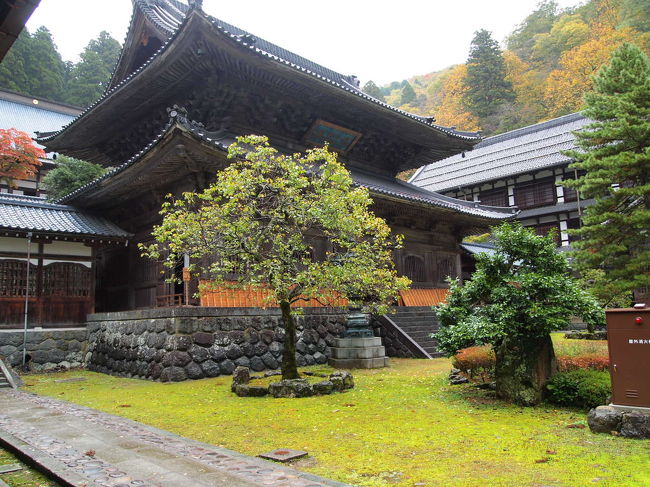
[365,0,649,135]
[0,28,120,108]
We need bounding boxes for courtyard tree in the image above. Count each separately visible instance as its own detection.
[435,224,603,406]
[42,155,107,201]
[142,135,409,380]
[0,128,45,187]
[563,43,650,301]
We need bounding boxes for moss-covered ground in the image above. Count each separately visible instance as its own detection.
[0,448,59,486]
[22,356,649,487]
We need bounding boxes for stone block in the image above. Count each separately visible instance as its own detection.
[219,359,235,375]
[208,346,226,362]
[328,357,389,369]
[333,337,382,348]
[588,406,622,434]
[249,356,265,372]
[620,411,650,439]
[313,351,327,364]
[226,344,243,360]
[193,332,214,347]
[200,359,220,377]
[330,346,385,359]
[313,380,334,395]
[235,384,269,397]
[269,379,313,398]
[188,344,209,363]
[185,361,204,380]
[234,356,250,368]
[261,352,278,370]
[176,317,199,334]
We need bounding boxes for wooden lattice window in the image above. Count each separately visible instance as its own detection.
[0,259,36,297]
[480,189,508,207]
[436,255,457,283]
[43,262,92,297]
[566,218,581,243]
[514,180,556,209]
[403,255,426,283]
[529,223,560,245]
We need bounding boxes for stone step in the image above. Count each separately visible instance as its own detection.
[329,357,389,369]
[330,346,386,360]
[333,337,382,348]
[391,317,437,325]
[393,312,437,319]
[402,331,435,338]
[395,325,438,332]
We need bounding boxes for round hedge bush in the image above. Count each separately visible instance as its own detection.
[545,369,611,409]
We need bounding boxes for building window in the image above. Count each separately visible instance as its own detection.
[514,179,556,209]
[566,218,581,243]
[479,189,508,207]
[530,223,560,245]
[403,255,426,283]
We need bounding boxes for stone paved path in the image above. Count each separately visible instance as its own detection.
[0,390,350,487]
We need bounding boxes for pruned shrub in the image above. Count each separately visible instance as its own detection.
[557,354,609,372]
[545,370,611,409]
[452,346,495,382]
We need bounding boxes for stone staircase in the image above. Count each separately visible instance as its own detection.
[388,307,442,358]
[0,358,16,389]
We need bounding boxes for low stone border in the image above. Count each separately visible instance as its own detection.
[564,330,607,340]
[588,405,650,439]
[232,367,354,398]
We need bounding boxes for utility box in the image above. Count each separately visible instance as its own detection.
[606,305,650,409]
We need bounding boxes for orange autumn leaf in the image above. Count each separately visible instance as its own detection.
[0,128,45,187]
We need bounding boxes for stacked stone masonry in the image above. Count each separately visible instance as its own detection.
[372,317,416,358]
[86,307,347,381]
[0,328,87,371]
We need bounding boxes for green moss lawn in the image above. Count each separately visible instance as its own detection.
[22,356,649,487]
[0,448,59,486]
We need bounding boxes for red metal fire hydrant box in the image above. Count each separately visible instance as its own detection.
[606,305,650,409]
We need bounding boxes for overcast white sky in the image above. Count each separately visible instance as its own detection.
[27,0,582,85]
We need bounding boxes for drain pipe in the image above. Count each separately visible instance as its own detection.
[22,232,33,368]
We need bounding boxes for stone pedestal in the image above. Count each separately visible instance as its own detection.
[328,337,389,369]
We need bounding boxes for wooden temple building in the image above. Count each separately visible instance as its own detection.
[33,0,515,336]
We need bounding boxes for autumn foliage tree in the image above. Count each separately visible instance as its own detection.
[142,136,409,380]
[0,128,45,187]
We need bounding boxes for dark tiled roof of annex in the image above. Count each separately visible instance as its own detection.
[0,193,130,239]
[410,113,589,192]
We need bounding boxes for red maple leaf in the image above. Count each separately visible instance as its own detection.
[0,128,45,187]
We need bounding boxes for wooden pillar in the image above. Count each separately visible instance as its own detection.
[89,246,97,315]
[36,243,44,326]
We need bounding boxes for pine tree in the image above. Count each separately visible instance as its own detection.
[399,81,416,105]
[362,80,385,101]
[563,43,650,301]
[23,27,66,100]
[65,31,121,107]
[0,29,31,93]
[465,30,516,121]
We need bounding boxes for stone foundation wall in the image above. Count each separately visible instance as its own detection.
[86,307,347,381]
[0,328,87,371]
[372,318,417,358]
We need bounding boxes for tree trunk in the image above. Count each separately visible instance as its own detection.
[494,333,557,406]
[279,300,299,380]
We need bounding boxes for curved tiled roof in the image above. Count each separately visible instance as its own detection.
[410,113,589,192]
[39,1,480,147]
[0,193,130,239]
[59,111,513,222]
